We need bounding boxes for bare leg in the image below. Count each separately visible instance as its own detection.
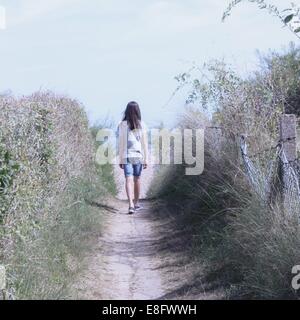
[125,176,134,207]
[134,176,140,205]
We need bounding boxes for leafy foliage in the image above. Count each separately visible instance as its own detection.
[0,143,19,221]
[257,43,300,115]
[0,92,113,299]
[223,0,300,39]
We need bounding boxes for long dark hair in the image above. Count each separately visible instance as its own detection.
[123,101,141,130]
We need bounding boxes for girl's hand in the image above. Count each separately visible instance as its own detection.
[143,163,148,169]
[119,164,124,169]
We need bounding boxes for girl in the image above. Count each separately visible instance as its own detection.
[118,101,148,214]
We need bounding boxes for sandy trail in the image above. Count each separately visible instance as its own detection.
[74,199,224,300]
[74,164,224,300]
[75,199,166,299]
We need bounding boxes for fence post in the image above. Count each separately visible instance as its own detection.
[279,114,297,210]
[280,114,297,162]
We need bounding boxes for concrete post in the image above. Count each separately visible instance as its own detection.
[280,114,297,162]
[280,114,297,212]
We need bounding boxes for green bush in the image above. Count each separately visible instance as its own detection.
[0,143,19,222]
[0,92,114,299]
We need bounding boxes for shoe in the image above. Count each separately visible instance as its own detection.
[134,203,141,211]
[128,207,135,214]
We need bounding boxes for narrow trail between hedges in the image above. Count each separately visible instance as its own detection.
[74,165,224,300]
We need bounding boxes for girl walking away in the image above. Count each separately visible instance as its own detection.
[118,101,149,214]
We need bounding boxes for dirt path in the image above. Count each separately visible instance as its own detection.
[74,164,224,300]
[74,198,224,300]
[74,199,165,299]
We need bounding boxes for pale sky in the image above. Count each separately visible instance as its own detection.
[0,0,297,127]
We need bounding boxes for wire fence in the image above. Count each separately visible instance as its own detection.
[238,115,300,216]
[206,114,300,216]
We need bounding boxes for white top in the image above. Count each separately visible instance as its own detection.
[117,120,148,164]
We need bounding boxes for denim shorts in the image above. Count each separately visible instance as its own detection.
[124,162,143,177]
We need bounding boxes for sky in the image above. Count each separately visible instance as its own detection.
[0,0,297,127]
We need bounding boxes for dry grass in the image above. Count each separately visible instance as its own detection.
[149,47,300,299]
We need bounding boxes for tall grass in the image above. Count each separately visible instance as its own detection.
[149,46,300,299]
[222,196,300,299]
[0,92,115,299]
[90,121,117,196]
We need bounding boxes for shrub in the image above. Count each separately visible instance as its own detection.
[0,91,113,299]
[149,45,300,299]
[0,143,19,222]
